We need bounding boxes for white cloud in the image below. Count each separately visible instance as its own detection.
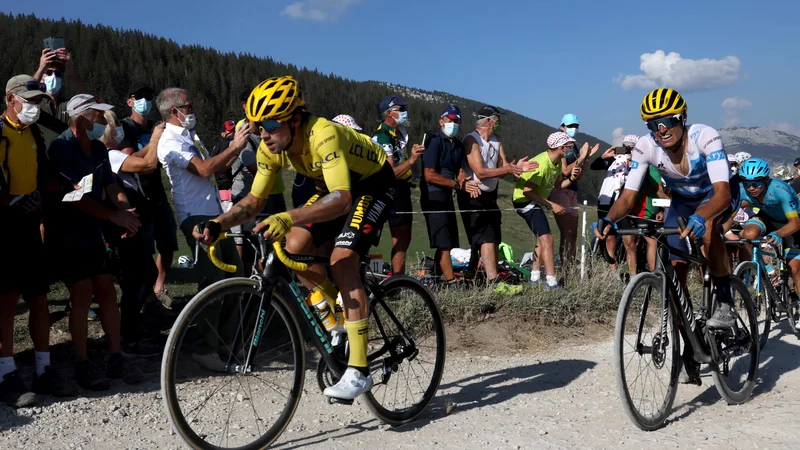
[721,97,752,128]
[611,127,625,147]
[615,50,742,92]
[281,0,363,22]
[769,122,800,137]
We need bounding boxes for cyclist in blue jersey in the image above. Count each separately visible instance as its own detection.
[737,158,800,295]
[594,88,740,384]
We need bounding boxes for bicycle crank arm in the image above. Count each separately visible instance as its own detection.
[326,397,354,406]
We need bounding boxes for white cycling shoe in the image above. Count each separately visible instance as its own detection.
[324,367,373,400]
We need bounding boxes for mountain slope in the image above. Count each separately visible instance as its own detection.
[720,127,800,163]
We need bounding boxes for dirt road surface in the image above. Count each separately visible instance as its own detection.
[2,321,800,449]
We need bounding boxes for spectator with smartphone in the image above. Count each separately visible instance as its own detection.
[156,87,248,372]
[420,105,481,284]
[0,75,75,408]
[548,114,599,273]
[119,82,179,311]
[33,42,88,142]
[99,109,165,357]
[42,94,143,391]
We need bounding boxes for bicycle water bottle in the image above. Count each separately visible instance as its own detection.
[306,290,345,334]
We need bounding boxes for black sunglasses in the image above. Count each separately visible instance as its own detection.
[131,92,153,101]
[646,115,683,133]
[742,179,767,189]
[12,81,46,92]
[44,69,64,77]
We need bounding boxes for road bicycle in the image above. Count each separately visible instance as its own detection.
[613,218,759,431]
[729,238,800,348]
[161,231,446,449]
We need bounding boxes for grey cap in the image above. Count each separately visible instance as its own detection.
[5,74,46,100]
[66,93,114,117]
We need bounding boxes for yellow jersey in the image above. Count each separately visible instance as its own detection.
[1,118,39,196]
[251,116,387,199]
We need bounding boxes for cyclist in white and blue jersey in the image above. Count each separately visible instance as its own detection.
[737,158,800,295]
[595,88,740,342]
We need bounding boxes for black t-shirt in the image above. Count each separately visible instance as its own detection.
[791,177,800,195]
[421,130,464,196]
[120,117,168,202]
[43,129,116,250]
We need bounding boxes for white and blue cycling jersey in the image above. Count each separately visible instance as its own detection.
[624,124,731,198]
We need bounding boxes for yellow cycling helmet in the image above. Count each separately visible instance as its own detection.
[246,76,305,123]
[640,88,686,121]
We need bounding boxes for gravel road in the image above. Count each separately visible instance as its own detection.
[2,321,800,450]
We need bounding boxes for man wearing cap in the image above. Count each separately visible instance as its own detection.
[43,93,143,391]
[420,105,482,283]
[548,114,597,273]
[0,75,75,407]
[373,96,424,275]
[119,82,179,307]
[460,105,535,289]
[512,132,578,289]
[156,87,249,372]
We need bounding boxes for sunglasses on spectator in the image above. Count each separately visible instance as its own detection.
[12,81,46,92]
[131,92,153,101]
[255,119,284,133]
[743,179,767,189]
[646,114,683,133]
[565,124,579,129]
[44,69,64,77]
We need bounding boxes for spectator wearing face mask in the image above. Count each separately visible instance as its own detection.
[42,94,143,391]
[420,105,482,283]
[548,114,599,273]
[119,82,179,310]
[32,47,88,142]
[99,109,165,358]
[0,75,75,408]
[372,96,425,275]
[156,87,249,372]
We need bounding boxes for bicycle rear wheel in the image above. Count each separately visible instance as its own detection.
[362,276,446,426]
[614,272,680,431]
[710,276,759,405]
[734,261,771,350]
[161,278,305,449]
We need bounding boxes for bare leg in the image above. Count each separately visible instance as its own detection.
[644,236,657,271]
[538,234,556,277]
[27,294,50,352]
[284,228,327,290]
[390,224,411,275]
[623,235,638,276]
[436,248,454,281]
[482,243,499,280]
[154,251,173,294]
[66,280,94,361]
[606,235,618,272]
[93,274,121,354]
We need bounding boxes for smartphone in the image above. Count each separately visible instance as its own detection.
[43,37,65,51]
[651,198,671,208]
[615,146,631,155]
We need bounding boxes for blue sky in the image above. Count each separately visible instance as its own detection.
[6,0,799,144]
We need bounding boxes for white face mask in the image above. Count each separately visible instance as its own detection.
[443,122,459,137]
[565,127,578,138]
[15,97,41,125]
[175,108,197,130]
[43,75,62,95]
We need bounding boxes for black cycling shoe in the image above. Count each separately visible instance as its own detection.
[75,360,111,391]
[678,359,702,385]
[0,370,36,408]
[707,303,737,329]
[33,366,76,397]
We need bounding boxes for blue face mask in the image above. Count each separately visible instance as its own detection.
[133,98,152,115]
[43,75,62,95]
[565,127,578,138]
[443,122,459,137]
[86,121,106,140]
[394,111,409,126]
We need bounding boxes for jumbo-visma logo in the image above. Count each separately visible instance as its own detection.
[308,152,341,171]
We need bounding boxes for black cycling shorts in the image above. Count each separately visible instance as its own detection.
[296,163,395,256]
[515,202,551,237]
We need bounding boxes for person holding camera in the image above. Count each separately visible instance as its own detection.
[33,38,88,142]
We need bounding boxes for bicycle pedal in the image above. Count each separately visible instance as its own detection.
[326,396,354,406]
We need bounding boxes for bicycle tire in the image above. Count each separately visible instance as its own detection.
[710,276,759,405]
[787,292,800,337]
[362,276,446,426]
[161,277,305,450]
[614,272,680,431]
[733,261,771,350]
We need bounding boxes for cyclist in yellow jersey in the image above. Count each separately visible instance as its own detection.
[194,76,395,400]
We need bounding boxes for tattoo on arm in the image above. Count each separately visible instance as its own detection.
[231,203,255,221]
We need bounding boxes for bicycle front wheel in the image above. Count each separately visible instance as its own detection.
[734,261,771,350]
[161,277,305,450]
[362,276,446,426]
[710,276,759,405]
[614,272,680,431]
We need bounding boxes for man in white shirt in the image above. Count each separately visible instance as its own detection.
[155,87,250,371]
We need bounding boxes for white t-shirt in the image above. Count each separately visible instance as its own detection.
[463,131,500,192]
[107,149,144,194]
[157,123,222,224]
[624,123,730,199]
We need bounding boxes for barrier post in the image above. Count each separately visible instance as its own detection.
[580,200,588,279]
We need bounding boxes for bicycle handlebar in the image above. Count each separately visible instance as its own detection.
[725,237,783,255]
[615,227,682,237]
[203,232,310,273]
